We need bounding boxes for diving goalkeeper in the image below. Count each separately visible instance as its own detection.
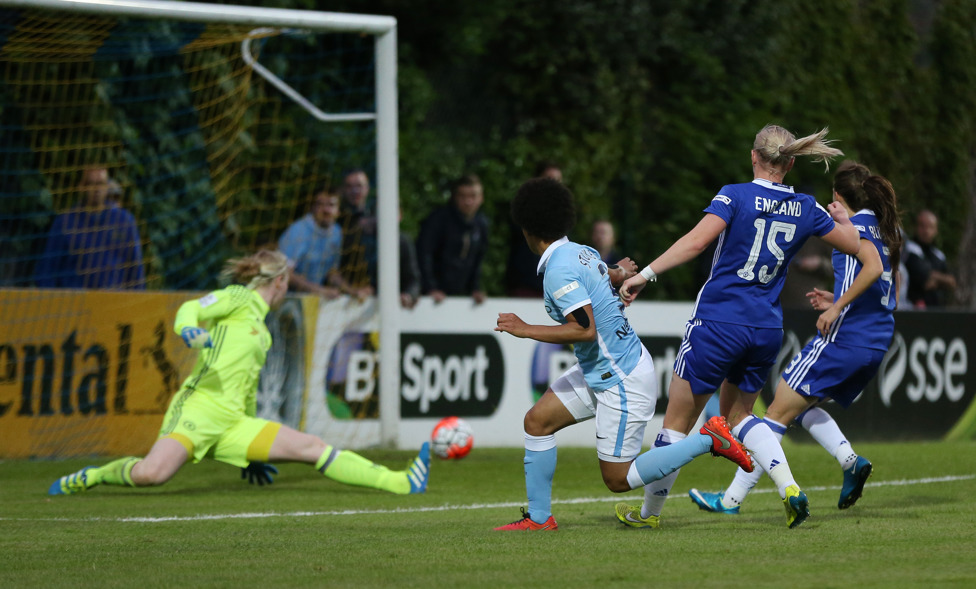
[49,249,429,496]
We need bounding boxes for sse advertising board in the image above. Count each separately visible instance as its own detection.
[774,310,976,441]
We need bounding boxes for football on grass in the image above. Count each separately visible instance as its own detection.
[430,416,474,459]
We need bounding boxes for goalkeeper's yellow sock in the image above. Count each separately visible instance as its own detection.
[315,446,409,494]
[90,457,140,487]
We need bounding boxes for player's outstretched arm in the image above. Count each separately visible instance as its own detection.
[173,289,240,347]
[619,273,650,306]
[608,257,638,288]
[621,214,726,305]
[815,238,883,336]
[806,287,834,311]
[823,202,861,255]
[495,306,596,344]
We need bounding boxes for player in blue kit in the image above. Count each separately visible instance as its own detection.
[493,178,752,531]
[690,160,901,515]
[618,125,861,528]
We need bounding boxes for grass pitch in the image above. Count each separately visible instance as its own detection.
[2,440,974,588]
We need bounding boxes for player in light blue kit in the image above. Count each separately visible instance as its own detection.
[690,160,902,515]
[619,125,861,528]
[493,178,752,531]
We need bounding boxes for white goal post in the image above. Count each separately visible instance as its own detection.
[2,0,403,446]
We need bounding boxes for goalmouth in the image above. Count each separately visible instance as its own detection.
[0,0,403,449]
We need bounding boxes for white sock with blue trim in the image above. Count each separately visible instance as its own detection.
[638,429,685,518]
[732,415,796,499]
[798,407,857,470]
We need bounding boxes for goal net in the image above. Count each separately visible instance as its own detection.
[0,0,401,458]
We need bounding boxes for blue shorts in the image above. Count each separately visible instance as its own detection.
[782,338,885,408]
[673,318,782,395]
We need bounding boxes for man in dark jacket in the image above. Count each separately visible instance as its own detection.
[904,209,956,308]
[416,174,489,304]
[337,168,377,293]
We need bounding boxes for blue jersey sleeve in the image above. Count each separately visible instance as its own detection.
[703,187,738,225]
[810,202,835,237]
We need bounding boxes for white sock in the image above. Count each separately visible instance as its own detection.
[639,429,685,518]
[799,407,857,470]
[722,454,763,507]
[732,415,796,499]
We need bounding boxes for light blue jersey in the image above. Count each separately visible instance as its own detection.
[278,214,343,286]
[538,238,642,391]
[693,179,836,328]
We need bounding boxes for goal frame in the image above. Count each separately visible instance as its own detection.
[0,0,403,446]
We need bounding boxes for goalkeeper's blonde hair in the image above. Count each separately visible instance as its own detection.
[753,124,843,171]
[221,249,288,289]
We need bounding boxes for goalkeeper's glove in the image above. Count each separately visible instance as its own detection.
[181,326,213,349]
[241,462,278,486]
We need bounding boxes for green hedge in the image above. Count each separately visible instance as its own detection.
[291,0,972,299]
[9,0,972,298]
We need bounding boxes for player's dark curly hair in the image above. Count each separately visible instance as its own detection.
[511,178,576,241]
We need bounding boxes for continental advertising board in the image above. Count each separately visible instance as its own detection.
[0,290,317,459]
[0,289,194,458]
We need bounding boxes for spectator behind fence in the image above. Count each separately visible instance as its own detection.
[505,161,562,297]
[400,207,422,309]
[337,168,377,294]
[416,174,489,304]
[591,219,621,265]
[895,227,912,310]
[278,188,366,300]
[34,167,145,289]
[904,209,956,309]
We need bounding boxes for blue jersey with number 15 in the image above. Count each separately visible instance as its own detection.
[693,179,836,328]
[540,238,642,391]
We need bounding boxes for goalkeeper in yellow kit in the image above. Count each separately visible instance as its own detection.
[50,249,430,496]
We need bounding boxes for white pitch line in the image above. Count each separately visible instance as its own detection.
[8,474,973,524]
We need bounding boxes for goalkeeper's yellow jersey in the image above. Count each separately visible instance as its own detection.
[172,285,271,417]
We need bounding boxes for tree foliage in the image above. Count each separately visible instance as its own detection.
[8,1,973,301]
[292,0,969,301]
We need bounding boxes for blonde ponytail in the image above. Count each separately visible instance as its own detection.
[754,125,844,171]
[221,249,288,288]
